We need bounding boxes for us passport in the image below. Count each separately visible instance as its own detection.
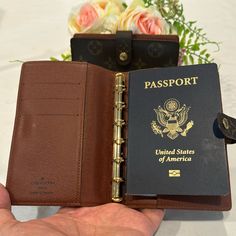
[126,63,230,196]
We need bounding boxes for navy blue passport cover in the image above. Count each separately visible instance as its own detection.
[126,63,229,196]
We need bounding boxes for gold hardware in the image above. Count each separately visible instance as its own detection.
[115,102,125,111]
[119,52,128,62]
[114,138,125,145]
[114,119,125,127]
[169,170,181,177]
[113,177,124,183]
[222,118,229,130]
[114,157,124,164]
[112,72,126,202]
[112,197,123,202]
[115,84,126,93]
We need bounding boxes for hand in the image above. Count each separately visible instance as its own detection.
[0,184,164,236]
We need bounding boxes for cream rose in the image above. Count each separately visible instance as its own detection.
[68,0,125,34]
[118,4,169,35]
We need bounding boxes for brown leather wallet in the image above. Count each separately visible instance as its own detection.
[71,31,179,71]
[6,61,235,210]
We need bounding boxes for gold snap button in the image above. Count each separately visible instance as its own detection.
[222,118,229,130]
[119,52,128,62]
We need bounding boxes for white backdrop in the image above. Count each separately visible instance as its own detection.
[0,0,236,235]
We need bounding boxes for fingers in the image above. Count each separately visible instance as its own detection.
[0,184,11,210]
[57,207,78,214]
[0,183,15,225]
[140,209,165,231]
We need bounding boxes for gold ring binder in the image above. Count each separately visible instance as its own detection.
[113,177,124,183]
[114,119,125,127]
[115,102,126,111]
[112,72,126,202]
[114,157,124,164]
[115,84,126,93]
[114,138,125,145]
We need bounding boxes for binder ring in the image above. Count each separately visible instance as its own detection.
[114,138,125,145]
[115,102,126,110]
[112,197,123,202]
[114,119,125,127]
[114,157,124,164]
[113,177,124,183]
[115,84,126,93]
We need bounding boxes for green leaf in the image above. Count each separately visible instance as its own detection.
[180,37,186,48]
[198,58,203,64]
[200,49,207,55]
[187,38,192,45]
[191,44,200,51]
[189,55,194,64]
[122,2,128,8]
[173,21,184,35]
[50,57,58,61]
[183,55,188,65]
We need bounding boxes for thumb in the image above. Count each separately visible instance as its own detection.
[0,184,11,210]
[0,183,15,225]
[141,209,165,232]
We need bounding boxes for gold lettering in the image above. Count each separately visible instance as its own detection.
[150,81,157,89]
[176,78,184,86]
[144,76,199,89]
[184,78,191,85]
[192,76,199,84]
[157,80,163,88]
[144,81,151,89]
[169,79,175,87]
[163,80,169,87]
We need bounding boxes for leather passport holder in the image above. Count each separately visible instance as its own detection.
[6,61,236,210]
[71,31,179,71]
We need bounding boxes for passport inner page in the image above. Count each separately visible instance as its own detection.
[126,64,230,196]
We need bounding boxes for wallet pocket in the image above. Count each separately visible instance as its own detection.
[7,115,82,205]
[20,99,81,115]
[21,84,81,100]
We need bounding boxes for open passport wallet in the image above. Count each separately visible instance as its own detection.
[6,61,236,211]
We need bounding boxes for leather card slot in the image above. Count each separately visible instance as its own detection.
[21,62,87,84]
[7,115,82,204]
[20,84,81,100]
[19,100,81,115]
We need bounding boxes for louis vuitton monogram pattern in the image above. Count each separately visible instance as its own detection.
[71,38,179,71]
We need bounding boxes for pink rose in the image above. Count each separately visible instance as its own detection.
[76,3,98,28]
[118,6,169,35]
[68,1,124,34]
[136,12,163,35]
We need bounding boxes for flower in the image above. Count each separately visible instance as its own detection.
[118,0,169,34]
[76,3,99,29]
[68,0,125,34]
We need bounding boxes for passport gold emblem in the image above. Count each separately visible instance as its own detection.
[151,98,194,140]
[169,170,181,177]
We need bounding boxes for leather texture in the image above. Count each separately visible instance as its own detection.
[6,61,232,210]
[71,31,180,71]
[217,113,236,144]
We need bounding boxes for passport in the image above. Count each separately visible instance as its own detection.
[126,63,230,196]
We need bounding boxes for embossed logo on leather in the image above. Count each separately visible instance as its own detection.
[151,98,194,140]
[87,40,103,55]
[147,42,163,58]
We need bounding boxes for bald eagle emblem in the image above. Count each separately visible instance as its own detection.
[151,98,194,140]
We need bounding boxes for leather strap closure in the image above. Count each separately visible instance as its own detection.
[217,113,236,144]
[115,31,132,67]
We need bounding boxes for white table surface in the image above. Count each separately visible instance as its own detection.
[0,0,236,235]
